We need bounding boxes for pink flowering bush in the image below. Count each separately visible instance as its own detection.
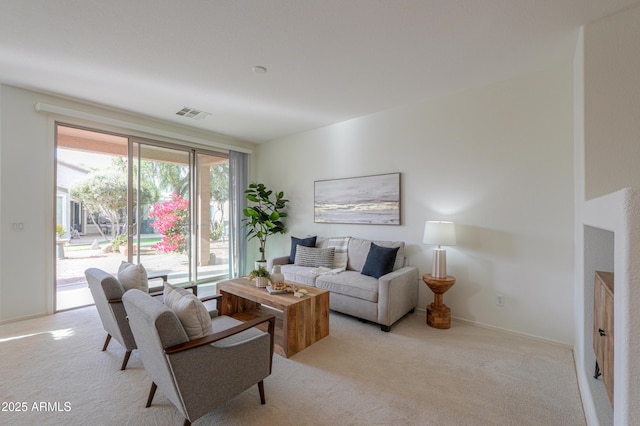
[148,194,189,253]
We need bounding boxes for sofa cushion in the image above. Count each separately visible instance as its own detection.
[361,243,400,279]
[289,236,317,264]
[316,271,379,302]
[163,283,212,340]
[280,264,318,286]
[294,245,335,268]
[347,238,405,272]
[118,261,149,292]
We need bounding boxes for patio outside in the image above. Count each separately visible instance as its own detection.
[56,234,228,310]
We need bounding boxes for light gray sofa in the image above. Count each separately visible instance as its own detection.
[267,236,419,331]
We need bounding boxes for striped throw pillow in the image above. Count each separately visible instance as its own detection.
[294,245,335,268]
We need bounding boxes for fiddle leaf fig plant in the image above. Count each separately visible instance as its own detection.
[242,182,289,262]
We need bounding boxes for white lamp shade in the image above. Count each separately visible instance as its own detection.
[423,221,456,246]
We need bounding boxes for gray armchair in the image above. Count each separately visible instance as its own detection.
[84,267,219,370]
[85,268,138,370]
[122,289,275,426]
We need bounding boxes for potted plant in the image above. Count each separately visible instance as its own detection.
[111,233,127,253]
[55,224,67,259]
[243,182,289,267]
[56,224,65,239]
[247,266,271,288]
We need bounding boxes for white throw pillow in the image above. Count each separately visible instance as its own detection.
[117,261,149,292]
[326,237,350,269]
[163,283,212,340]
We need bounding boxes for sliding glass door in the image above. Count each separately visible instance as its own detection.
[130,142,192,286]
[195,152,230,290]
[55,125,230,310]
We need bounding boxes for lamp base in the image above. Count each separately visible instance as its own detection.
[432,248,447,278]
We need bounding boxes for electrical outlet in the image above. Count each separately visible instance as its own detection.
[496,294,505,306]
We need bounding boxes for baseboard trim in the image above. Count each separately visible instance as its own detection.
[447,314,573,349]
[0,312,47,325]
[415,306,572,348]
[574,351,598,426]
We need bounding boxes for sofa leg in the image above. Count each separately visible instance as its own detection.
[381,325,391,332]
[409,308,415,314]
[258,380,266,404]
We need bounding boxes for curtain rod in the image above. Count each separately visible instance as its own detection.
[34,102,253,155]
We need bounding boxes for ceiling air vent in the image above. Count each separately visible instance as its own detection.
[176,107,211,121]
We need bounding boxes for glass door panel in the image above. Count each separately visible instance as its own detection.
[55,125,129,311]
[132,142,191,287]
[195,153,230,294]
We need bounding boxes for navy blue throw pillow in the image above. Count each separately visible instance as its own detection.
[361,243,400,279]
[289,236,317,264]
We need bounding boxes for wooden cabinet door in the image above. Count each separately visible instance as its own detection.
[593,279,605,366]
[603,285,614,407]
[594,271,614,407]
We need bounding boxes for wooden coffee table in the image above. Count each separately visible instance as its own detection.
[217,278,329,358]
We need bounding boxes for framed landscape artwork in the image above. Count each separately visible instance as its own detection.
[314,173,400,225]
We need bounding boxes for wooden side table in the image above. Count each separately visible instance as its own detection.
[422,274,456,329]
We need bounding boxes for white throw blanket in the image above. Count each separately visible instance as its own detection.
[310,267,345,276]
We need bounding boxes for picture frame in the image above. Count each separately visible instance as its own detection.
[314,173,400,225]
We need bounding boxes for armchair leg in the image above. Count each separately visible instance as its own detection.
[381,325,391,332]
[102,334,112,351]
[183,419,191,426]
[120,350,132,370]
[146,382,157,408]
[258,380,266,405]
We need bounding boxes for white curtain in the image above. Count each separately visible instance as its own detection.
[229,151,248,277]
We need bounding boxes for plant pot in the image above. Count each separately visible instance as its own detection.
[255,276,269,288]
[121,244,137,257]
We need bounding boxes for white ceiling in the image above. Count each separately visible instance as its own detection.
[0,1,638,144]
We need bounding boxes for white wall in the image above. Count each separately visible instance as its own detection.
[256,64,575,344]
[0,84,255,322]
[584,4,640,201]
[0,85,52,321]
[575,4,640,425]
[0,84,3,320]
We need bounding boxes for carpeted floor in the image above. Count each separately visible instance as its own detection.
[0,307,585,425]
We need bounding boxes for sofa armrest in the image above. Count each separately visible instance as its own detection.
[266,256,291,271]
[377,266,419,327]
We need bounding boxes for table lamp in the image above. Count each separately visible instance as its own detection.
[423,220,456,278]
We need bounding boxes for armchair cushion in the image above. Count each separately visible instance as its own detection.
[118,261,149,292]
[361,243,400,279]
[163,283,212,340]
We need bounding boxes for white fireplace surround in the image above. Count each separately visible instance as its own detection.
[576,188,640,425]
